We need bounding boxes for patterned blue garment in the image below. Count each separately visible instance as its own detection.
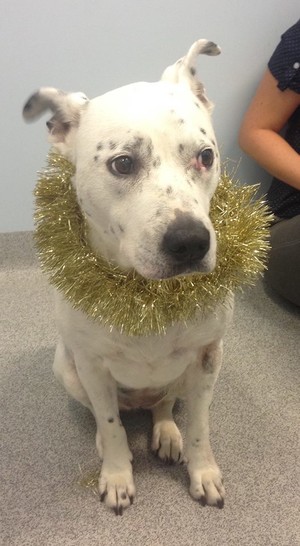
[267,19,300,218]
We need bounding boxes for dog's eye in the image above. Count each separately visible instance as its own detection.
[198,148,214,168]
[110,155,134,175]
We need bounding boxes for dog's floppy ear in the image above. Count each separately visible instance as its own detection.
[23,87,89,145]
[161,39,221,112]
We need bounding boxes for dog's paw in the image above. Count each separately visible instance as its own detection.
[152,421,184,464]
[189,464,225,508]
[99,464,136,516]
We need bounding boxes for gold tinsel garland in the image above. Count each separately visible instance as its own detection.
[34,153,273,336]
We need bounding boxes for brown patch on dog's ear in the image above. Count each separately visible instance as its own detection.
[46,116,71,141]
[161,39,221,112]
[23,87,89,143]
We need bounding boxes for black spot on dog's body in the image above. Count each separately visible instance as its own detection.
[108,417,115,423]
[194,199,199,205]
[156,209,162,217]
[97,143,103,151]
[178,119,185,125]
[94,155,99,162]
[118,224,124,233]
[190,67,196,76]
[202,352,214,373]
[194,102,200,109]
[110,226,115,235]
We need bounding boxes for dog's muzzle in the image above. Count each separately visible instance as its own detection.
[161,214,210,270]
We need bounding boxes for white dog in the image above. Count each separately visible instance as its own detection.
[23,39,233,515]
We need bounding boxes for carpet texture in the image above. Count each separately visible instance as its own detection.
[1,231,299,546]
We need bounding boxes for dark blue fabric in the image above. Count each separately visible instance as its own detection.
[268,20,300,93]
[266,20,300,218]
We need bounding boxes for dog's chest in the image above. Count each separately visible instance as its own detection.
[58,296,231,391]
[102,339,198,390]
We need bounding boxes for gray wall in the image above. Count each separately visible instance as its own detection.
[1,0,299,232]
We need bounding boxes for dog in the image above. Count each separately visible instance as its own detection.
[23,39,233,515]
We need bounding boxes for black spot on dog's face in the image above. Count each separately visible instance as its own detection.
[153,156,161,168]
[94,155,99,162]
[132,136,144,148]
[200,128,207,135]
[109,141,117,150]
[190,67,196,76]
[194,102,200,109]
[166,186,173,195]
[178,119,185,125]
[178,144,185,154]
[147,142,154,158]
[97,143,103,151]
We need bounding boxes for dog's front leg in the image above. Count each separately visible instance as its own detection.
[185,339,225,508]
[75,354,135,515]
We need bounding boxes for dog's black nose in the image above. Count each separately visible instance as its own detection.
[162,215,210,263]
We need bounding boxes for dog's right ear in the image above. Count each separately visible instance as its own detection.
[23,87,89,150]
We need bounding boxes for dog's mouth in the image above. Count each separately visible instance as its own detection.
[136,256,215,280]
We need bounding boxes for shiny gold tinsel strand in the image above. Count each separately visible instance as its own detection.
[34,153,273,336]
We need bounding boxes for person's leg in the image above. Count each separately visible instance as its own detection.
[265,215,300,306]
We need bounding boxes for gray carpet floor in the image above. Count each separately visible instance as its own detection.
[1,231,300,546]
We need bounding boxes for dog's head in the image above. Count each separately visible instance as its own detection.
[23,39,221,280]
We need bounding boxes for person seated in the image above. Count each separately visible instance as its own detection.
[239,20,300,306]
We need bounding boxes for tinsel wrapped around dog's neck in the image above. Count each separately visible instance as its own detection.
[34,153,273,336]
